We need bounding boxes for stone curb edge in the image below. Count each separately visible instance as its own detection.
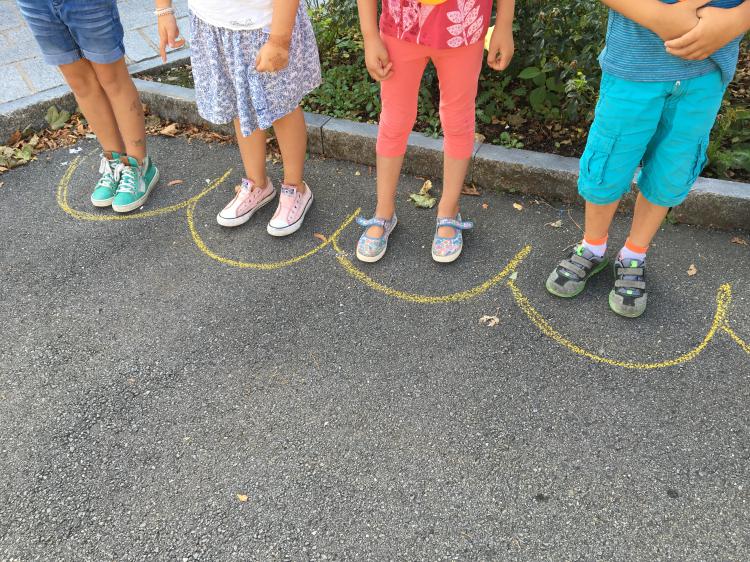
[3,74,748,231]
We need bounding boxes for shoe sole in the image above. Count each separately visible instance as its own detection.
[112,168,160,213]
[356,244,387,263]
[216,189,277,227]
[91,196,114,208]
[608,290,646,318]
[266,191,314,237]
[545,258,609,298]
[432,247,462,263]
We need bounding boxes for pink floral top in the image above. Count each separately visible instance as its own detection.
[380,0,492,49]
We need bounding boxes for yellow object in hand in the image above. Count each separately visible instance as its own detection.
[484,25,494,51]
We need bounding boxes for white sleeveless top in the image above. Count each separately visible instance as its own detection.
[188,0,273,31]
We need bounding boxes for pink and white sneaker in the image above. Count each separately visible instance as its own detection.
[266,182,314,237]
[216,178,276,228]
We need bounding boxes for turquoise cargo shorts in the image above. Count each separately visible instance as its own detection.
[578,70,726,207]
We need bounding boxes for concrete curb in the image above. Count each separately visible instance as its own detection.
[4,76,748,231]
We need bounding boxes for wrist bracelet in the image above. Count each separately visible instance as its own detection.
[154,7,175,16]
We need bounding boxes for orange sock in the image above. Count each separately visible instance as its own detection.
[619,238,649,263]
[581,234,608,257]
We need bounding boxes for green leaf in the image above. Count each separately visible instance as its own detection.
[409,193,436,209]
[529,86,548,110]
[45,106,60,126]
[518,67,542,80]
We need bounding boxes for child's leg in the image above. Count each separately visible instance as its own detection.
[59,59,125,155]
[372,36,430,236]
[272,106,307,190]
[431,41,484,237]
[90,59,147,163]
[233,119,268,187]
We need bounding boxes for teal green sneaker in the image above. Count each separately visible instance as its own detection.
[90,152,122,207]
[111,155,159,213]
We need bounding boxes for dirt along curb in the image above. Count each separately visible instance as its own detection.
[3,73,748,231]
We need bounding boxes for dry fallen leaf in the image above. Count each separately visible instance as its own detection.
[167,179,184,186]
[513,202,524,211]
[474,132,486,143]
[354,170,361,176]
[479,315,500,327]
[687,264,698,276]
[545,219,563,228]
[0,182,4,189]
[159,123,179,137]
[730,236,748,246]
[461,184,481,196]
[237,494,248,502]
[482,202,489,209]
[313,232,327,243]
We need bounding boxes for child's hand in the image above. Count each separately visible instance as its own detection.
[665,7,744,60]
[653,0,709,41]
[157,13,186,62]
[255,36,290,73]
[487,25,514,71]
[363,36,393,81]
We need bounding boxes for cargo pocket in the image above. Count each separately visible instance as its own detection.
[581,129,616,185]
[688,136,710,185]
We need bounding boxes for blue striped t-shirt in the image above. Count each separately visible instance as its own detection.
[600,0,744,85]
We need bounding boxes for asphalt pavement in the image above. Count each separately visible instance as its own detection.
[0,136,748,561]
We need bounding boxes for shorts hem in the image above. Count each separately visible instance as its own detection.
[81,45,126,65]
[578,184,628,206]
[637,179,689,208]
[43,49,83,66]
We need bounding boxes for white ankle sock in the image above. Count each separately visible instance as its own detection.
[581,238,607,258]
[618,245,647,264]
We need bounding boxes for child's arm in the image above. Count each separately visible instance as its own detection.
[666,1,750,60]
[487,0,515,71]
[601,0,709,41]
[154,1,186,62]
[256,0,300,72]
[357,0,393,81]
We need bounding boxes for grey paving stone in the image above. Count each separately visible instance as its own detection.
[0,1,21,32]
[17,59,64,94]
[123,28,159,63]
[0,28,38,64]
[0,64,32,104]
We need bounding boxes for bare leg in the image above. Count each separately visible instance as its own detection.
[90,58,147,163]
[627,192,670,248]
[59,59,125,155]
[584,200,621,241]
[366,154,404,237]
[234,119,268,186]
[272,106,307,190]
[436,155,470,237]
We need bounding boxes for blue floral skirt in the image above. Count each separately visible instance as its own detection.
[189,7,321,137]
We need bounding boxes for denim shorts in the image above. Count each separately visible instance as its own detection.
[17,0,125,66]
[578,71,726,207]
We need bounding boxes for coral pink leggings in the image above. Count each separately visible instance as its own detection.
[377,34,485,160]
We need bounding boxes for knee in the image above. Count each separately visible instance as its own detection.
[65,70,101,98]
[96,70,127,97]
[379,108,417,138]
[439,104,475,137]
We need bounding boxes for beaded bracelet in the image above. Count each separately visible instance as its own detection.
[154,7,175,16]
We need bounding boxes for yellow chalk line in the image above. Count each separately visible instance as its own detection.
[56,154,229,221]
[331,238,532,304]
[723,325,750,355]
[187,195,360,270]
[507,280,733,370]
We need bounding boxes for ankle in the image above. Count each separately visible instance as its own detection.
[437,202,459,218]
